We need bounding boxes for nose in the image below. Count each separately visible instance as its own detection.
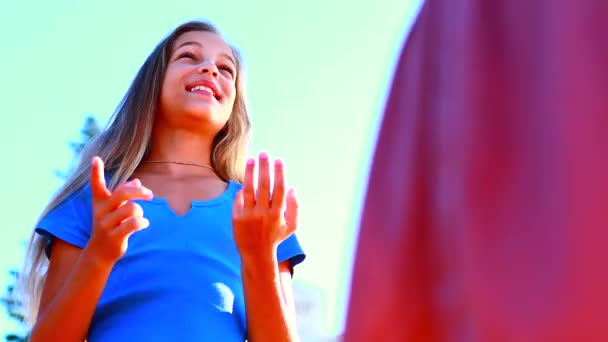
[197,59,219,78]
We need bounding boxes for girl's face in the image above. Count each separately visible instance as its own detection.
[158,30,238,134]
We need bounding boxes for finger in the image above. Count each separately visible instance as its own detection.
[127,178,141,187]
[233,189,245,217]
[270,159,286,212]
[98,202,144,230]
[96,183,153,218]
[284,188,298,235]
[256,152,271,208]
[109,182,153,207]
[90,157,111,201]
[114,216,150,237]
[243,158,256,207]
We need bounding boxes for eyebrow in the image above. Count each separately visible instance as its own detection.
[174,41,237,68]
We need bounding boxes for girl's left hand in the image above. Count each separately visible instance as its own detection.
[232,152,298,259]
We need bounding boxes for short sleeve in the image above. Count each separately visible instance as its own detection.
[277,233,306,271]
[35,185,93,259]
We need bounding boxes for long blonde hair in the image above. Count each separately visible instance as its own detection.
[19,20,251,323]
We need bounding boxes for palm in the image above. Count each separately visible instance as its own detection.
[232,153,298,257]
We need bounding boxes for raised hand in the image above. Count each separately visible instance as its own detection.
[85,157,154,265]
[232,152,299,259]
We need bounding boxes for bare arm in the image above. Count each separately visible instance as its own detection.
[234,154,301,341]
[31,157,153,342]
[30,241,114,342]
[242,257,299,342]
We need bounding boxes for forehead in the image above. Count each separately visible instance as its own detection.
[172,31,233,55]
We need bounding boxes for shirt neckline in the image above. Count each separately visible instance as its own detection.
[145,180,239,207]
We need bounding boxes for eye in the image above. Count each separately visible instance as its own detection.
[219,66,235,78]
[178,52,196,60]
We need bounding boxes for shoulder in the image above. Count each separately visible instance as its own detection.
[230,180,244,191]
[45,181,93,218]
[227,180,243,198]
[36,181,95,257]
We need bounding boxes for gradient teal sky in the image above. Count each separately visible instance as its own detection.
[0,0,421,337]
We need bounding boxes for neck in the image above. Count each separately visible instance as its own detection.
[142,126,216,177]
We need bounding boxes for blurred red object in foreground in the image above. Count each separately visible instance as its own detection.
[344,1,608,341]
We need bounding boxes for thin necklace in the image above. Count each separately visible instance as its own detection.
[142,160,215,171]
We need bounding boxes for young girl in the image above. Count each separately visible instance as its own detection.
[21,20,305,341]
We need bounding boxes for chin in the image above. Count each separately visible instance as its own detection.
[182,107,229,132]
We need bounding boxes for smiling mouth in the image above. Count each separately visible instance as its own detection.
[189,85,218,99]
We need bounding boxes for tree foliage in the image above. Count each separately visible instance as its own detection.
[1,115,101,341]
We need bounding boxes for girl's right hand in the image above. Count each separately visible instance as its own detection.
[84,156,154,266]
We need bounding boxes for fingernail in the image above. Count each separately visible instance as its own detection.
[275,159,283,167]
[247,158,255,166]
[259,152,268,160]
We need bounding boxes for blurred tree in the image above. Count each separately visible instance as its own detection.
[1,115,101,341]
[56,115,102,178]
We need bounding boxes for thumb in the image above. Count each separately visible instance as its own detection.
[90,156,111,201]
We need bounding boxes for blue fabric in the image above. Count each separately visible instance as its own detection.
[36,180,305,341]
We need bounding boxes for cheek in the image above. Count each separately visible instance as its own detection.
[162,75,180,95]
[159,80,174,110]
[159,77,185,107]
[223,82,237,105]
[161,66,187,95]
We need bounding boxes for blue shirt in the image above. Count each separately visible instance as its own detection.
[36,180,306,341]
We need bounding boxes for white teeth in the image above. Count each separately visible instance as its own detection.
[190,85,215,96]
